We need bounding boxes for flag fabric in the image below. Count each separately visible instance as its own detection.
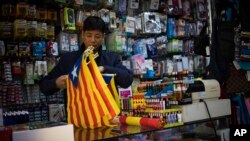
[88,53,120,120]
[67,51,120,129]
[102,74,120,109]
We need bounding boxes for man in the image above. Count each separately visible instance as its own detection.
[39,16,133,96]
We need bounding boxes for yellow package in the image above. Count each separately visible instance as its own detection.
[14,19,27,39]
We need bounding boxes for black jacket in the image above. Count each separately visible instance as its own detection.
[39,45,133,95]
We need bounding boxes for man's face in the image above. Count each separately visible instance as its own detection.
[82,30,104,51]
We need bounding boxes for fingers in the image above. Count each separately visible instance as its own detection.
[56,75,68,89]
[61,75,68,80]
[98,66,104,72]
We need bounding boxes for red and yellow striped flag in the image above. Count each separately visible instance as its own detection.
[67,52,120,129]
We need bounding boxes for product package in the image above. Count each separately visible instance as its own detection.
[36,8,47,20]
[60,7,76,31]
[182,0,191,18]
[47,41,59,56]
[23,62,34,85]
[75,9,85,29]
[27,21,37,38]
[3,62,13,81]
[0,22,13,38]
[11,61,22,77]
[48,104,66,122]
[149,0,160,10]
[46,57,57,73]
[2,3,15,17]
[166,0,183,15]
[167,18,176,38]
[131,54,147,75]
[69,33,79,52]
[176,19,186,37]
[141,12,161,34]
[129,0,140,9]
[32,41,46,57]
[47,25,55,40]
[6,42,18,57]
[28,5,36,19]
[18,42,30,57]
[125,16,136,33]
[16,2,29,18]
[37,60,48,76]
[133,39,148,58]
[14,19,27,39]
[118,0,127,15]
[196,0,208,20]
[36,22,47,39]
[109,11,117,29]
[105,30,123,53]
[47,9,57,22]
[98,8,110,23]
[57,31,70,54]
[159,14,167,33]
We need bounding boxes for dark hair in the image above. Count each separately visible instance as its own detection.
[83,16,107,33]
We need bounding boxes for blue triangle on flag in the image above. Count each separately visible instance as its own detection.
[69,55,82,87]
[103,75,112,84]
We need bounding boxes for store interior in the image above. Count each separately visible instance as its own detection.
[0,0,250,141]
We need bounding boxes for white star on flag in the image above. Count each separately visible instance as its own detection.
[71,65,78,80]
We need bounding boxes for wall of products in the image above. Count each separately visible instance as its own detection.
[0,0,211,127]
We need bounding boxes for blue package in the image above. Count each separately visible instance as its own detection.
[33,41,46,57]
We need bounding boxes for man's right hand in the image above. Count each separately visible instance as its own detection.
[56,75,68,89]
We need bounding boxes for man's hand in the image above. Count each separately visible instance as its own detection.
[56,75,68,89]
[98,66,105,72]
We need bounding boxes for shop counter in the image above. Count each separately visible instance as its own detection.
[8,99,231,141]
[11,122,74,141]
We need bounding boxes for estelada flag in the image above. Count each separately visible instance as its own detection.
[67,52,120,129]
